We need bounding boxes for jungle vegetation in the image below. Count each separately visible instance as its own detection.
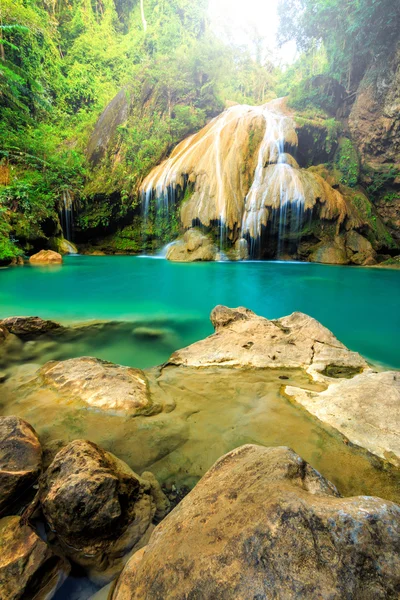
[0,0,399,259]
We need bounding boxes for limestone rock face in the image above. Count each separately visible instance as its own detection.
[286,370,400,466]
[87,88,130,165]
[349,45,400,168]
[38,357,157,415]
[141,100,352,242]
[0,416,42,515]
[0,316,61,337]
[39,440,160,582]
[29,249,63,265]
[169,305,367,378]
[111,445,400,600]
[0,515,69,600]
[166,229,218,262]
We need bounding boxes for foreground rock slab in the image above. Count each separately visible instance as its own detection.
[29,249,63,264]
[38,356,158,415]
[169,305,367,380]
[40,440,168,583]
[286,370,400,466]
[111,445,400,600]
[0,416,42,515]
[0,515,69,600]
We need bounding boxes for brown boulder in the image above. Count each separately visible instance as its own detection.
[111,445,400,600]
[39,440,165,583]
[29,250,62,264]
[0,515,69,600]
[166,229,218,262]
[309,236,349,265]
[0,416,42,516]
[345,230,376,265]
[1,316,61,337]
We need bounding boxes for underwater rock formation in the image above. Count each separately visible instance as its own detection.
[140,99,369,259]
[111,445,400,600]
[38,356,158,415]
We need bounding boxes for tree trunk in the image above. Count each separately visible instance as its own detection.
[140,0,147,32]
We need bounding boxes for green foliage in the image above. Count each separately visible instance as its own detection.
[1,0,278,253]
[365,165,400,196]
[335,139,359,187]
[278,0,400,89]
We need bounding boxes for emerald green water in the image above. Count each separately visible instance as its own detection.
[0,255,399,368]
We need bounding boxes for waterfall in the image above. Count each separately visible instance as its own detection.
[139,99,347,258]
[59,190,74,242]
[241,105,306,256]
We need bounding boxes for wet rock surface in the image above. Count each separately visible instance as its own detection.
[0,515,69,600]
[169,305,368,377]
[286,370,400,466]
[39,440,166,583]
[0,316,62,337]
[111,445,400,600]
[38,356,158,415]
[0,416,42,516]
[166,229,218,262]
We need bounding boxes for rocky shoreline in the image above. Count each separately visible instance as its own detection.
[0,307,399,598]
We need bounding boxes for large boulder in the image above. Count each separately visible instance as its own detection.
[111,445,400,600]
[345,230,377,265]
[0,316,62,337]
[0,515,69,600]
[309,236,349,265]
[39,440,168,583]
[29,250,63,265]
[168,305,367,379]
[166,229,218,262]
[38,356,158,415]
[0,416,42,515]
[286,370,400,466]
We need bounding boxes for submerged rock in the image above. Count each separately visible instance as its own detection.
[168,305,367,378]
[39,440,166,583]
[0,515,69,600]
[166,229,218,262]
[286,370,400,466]
[111,445,400,600]
[38,356,158,415]
[29,249,63,264]
[0,416,42,515]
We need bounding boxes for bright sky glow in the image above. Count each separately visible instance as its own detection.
[208,0,297,64]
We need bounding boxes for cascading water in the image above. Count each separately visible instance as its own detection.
[59,190,74,242]
[139,99,348,258]
[241,105,306,257]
